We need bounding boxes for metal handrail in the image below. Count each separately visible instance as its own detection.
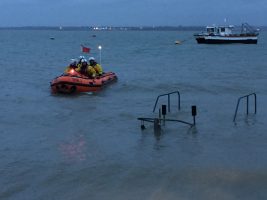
[137,117,194,128]
[233,93,257,122]
[153,91,180,113]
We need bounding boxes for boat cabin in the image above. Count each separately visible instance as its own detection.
[206,25,234,36]
[194,23,259,44]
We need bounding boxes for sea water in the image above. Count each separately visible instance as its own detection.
[0,30,267,200]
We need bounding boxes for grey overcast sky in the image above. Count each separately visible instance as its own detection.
[0,0,266,27]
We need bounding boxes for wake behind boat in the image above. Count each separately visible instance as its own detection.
[194,23,259,44]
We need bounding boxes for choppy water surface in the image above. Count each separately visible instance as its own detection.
[1,30,267,200]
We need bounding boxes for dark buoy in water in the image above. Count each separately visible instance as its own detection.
[50,37,55,40]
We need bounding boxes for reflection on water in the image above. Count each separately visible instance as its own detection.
[59,135,87,162]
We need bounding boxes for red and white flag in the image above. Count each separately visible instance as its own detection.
[81,45,90,53]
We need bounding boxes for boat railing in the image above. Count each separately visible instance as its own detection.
[241,23,259,35]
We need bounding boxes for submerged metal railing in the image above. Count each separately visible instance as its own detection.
[233,93,257,123]
[138,104,197,130]
[153,91,181,113]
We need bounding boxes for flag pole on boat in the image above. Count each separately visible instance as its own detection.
[98,45,102,65]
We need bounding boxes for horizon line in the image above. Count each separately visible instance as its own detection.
[0,24,266,31]
[0,24,266,28]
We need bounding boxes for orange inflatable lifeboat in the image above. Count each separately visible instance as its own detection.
[50,70,117,94]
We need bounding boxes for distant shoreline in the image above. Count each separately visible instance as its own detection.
[0,26,204,31]
[1,26,266,31]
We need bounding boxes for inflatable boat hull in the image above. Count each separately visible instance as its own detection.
[50,71,117,94]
